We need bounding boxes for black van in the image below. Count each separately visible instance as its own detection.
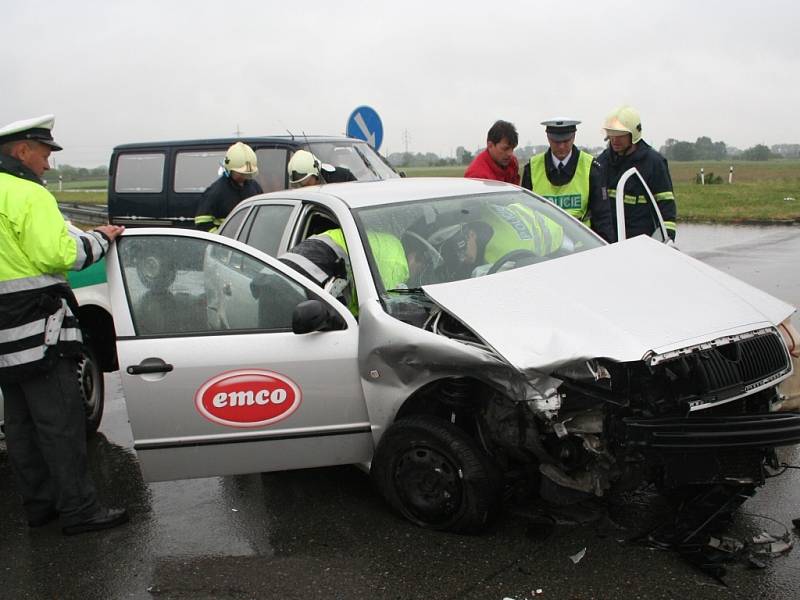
[108,136,399,227]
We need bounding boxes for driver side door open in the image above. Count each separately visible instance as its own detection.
[106,229,371,482]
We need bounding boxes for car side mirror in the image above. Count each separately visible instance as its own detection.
[292,299,346,334]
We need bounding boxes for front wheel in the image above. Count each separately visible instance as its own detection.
[371,416,500,533]
[77,344,104,435]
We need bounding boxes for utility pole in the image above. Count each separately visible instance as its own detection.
[403,129,410,154]
[234,124,242,137]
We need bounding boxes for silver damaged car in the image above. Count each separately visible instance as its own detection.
[105,178,800,532]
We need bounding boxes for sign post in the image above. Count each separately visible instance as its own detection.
[346,106,383,151]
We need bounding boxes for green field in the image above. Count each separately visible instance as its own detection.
[50,179,108,204]
[53,190,107,204]
[403,160,800,223]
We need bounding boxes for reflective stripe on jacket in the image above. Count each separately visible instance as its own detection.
[530,151,592,222]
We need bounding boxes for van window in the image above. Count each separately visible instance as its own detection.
[174,150,226,193]
[255,148,288,193]
[115,153,165,193]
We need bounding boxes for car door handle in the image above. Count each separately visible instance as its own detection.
[223,283,232,296]
[127,358,174,375]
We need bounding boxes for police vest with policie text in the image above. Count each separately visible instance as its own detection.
[530,151,592,222]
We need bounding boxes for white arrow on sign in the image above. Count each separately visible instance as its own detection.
[354,111,376,147]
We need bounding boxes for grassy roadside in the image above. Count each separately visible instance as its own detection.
[402,160,800,223]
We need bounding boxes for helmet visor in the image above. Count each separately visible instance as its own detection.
[289,171,314,185]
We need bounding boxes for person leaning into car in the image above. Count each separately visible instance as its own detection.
[194,142,263,232]
[0,114,129,535]
[279,229,413,315]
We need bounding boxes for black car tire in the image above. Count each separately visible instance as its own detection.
[78,344,104,435]
[371,415,500,533]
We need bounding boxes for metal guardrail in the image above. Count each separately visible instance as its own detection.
[58,203,109,225]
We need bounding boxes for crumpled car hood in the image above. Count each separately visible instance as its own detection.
[422,236,795,372]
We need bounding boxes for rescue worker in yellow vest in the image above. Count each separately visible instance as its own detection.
[596,106,677,241]
[521,119,614,243]
[421,201,565,281]
[0,115,129,535]
[278,229,411,315]
[194,142,263,232]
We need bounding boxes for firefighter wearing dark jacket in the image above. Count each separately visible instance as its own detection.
[194,142,263,232]
[521,119,614,243]
[596,106,677,241]
[0,115,128,535]
[287,150,356,188]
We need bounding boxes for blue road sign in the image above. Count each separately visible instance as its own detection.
[346,105,383,150]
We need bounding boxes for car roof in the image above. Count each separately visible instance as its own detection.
[249,178,524,210]
[113,135,366,151]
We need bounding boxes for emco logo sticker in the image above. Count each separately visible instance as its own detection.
[195,370,302,428]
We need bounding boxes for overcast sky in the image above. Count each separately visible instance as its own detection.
[3,0,798,166]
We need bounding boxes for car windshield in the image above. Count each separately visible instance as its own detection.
[353,190,604,292]
[308,142,398,181]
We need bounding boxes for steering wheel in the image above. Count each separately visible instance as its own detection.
[404,230,444,270]
[487,249,542,275]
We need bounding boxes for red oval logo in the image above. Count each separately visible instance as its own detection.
[194,369,302,428]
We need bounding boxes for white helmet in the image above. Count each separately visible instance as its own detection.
[287,150,321,186]
[603,106,642,144]
[224,142,258,177]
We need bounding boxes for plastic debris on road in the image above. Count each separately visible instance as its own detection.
[569,547,586,564]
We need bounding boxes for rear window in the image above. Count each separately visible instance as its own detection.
[114,153,165,193]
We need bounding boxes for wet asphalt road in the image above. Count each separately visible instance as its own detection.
[2,223,800,600]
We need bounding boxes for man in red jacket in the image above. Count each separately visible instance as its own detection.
[464,120,520,185]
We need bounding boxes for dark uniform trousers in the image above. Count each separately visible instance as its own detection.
[2,356,99,525]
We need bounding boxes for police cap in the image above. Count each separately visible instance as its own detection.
[0,114,63,151]
[540,118,580,142]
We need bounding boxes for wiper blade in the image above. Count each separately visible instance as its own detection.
[386,287,424,294]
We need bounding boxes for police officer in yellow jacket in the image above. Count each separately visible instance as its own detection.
[522,119,614,242]
[0,115,128,535]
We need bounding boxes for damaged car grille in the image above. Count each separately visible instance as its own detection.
[647,329,791,412]
[623,412,800,450]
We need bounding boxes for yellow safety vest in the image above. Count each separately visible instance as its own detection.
[480,203,564,260]
[321,229,409,314]
[530,151,593,222]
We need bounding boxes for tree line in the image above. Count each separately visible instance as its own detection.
[658,137,795,162]
[47,164,109,182]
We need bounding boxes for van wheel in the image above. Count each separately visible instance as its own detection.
[371,416,500,533]
[78,344,104,435]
